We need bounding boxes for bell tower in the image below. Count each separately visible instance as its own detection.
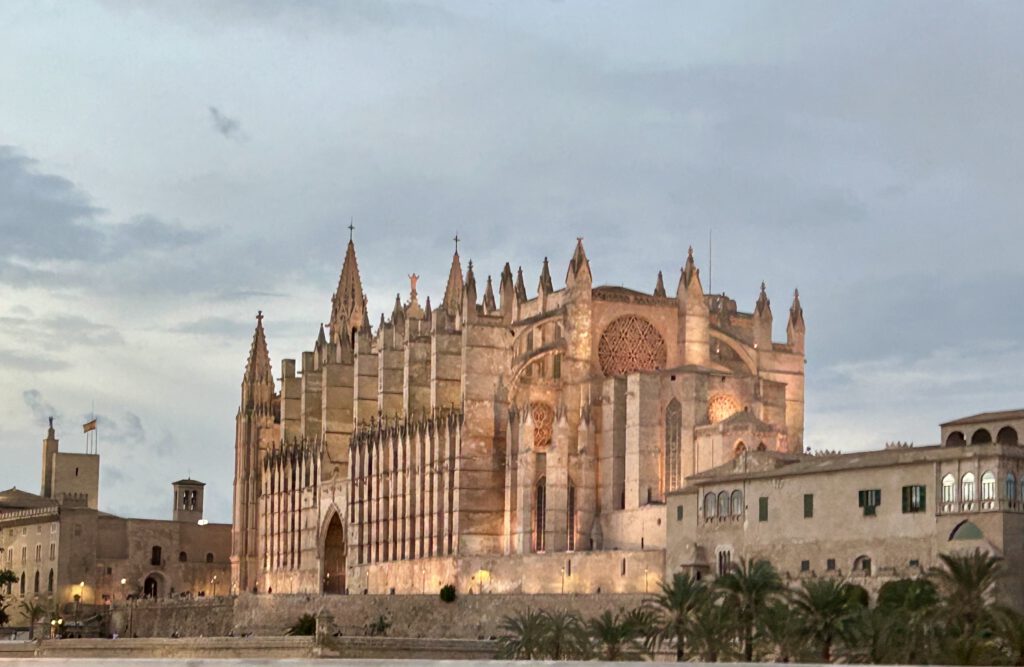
[172,478,205,523]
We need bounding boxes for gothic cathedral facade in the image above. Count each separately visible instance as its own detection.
[230,237,805,595]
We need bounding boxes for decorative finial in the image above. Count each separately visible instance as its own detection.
[48,416,53,429]
[453,232,460,254]
[794,288,800,298]
[761,281,766,292]
[687,245,694,258]
[348,219,355,241]
[409,273,419,296]
[256,310,263,323]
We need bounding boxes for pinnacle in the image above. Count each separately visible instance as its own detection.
[654,271,666,297]
[538,257,553,293]
[244,310,272,384]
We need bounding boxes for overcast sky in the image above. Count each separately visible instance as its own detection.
[1,1,1021,522]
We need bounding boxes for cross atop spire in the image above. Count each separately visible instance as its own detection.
[453,232,460,254]
[256,309,263,323]
[348,219,355,241]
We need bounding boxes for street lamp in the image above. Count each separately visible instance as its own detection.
[211,575,218,598]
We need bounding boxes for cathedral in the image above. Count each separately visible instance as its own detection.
[230,235,805,596]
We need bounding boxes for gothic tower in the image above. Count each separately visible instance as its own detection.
[231,311,276,594]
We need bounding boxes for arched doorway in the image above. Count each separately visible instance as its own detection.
[143,575,160,598]
[322,513,346,594]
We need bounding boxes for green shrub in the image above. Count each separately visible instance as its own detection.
[366,614,391,636]
[287,613,316,636]
[439,584,457,603]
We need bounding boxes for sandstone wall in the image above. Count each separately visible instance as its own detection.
[123,591,651,640]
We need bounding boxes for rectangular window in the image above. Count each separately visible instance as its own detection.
[826,558,836,571]
[800,560,810,572]
[21,547,26,562]
[552,354,561,380]
[676,505,684,521]
[34,545,40,562]
[909,559,920,568]
[804,493,814,518]
[621,558,626,576]
[49,544,56,560]
[758,497,768,522]
[902,485,926,513]
[858,489,881,516]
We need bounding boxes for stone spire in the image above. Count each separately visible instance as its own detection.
[242,311,274,411]
[678,246,702,293]
[752,282,773,350]
[499,263,514,320]
[463,260,478,320]
[538,257,554,295]
[424,295,433,324]
[755,282,772,317]
[442,245,464,317]
[515,266,528,302]
[653,271,666,297]
[391,293,405,329]
[787,288,805,352]
[330,236,366,345]
[565,237,592,286]
[483,275,497,313]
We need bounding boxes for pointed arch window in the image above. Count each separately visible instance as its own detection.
[1007,473,1017,506]
[665,399,682,492]
[534,477,546,553]
[33,571,39,593]
[47,569,54,593]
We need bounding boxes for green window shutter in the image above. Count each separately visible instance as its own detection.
[858,490,865,507]
[758,497,768,522]
[920,485,926,511]
[875,489,881,506]
[902,486,910,513]
[804,493,813,518]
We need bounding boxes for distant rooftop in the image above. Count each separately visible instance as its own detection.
[941,409,1024,427]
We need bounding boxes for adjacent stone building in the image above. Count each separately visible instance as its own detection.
[665,409,1024,605]
[0,422,230,627]
[232,234,805,596]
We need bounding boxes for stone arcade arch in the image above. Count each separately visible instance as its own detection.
[322,511,347,595]
[143,572,165,598]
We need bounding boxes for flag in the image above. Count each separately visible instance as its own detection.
[83,419,97,433]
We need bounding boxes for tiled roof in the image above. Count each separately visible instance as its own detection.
[941,409,1024,427]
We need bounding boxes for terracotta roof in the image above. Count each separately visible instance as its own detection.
[172,479,205,486]
[941,409,1024,427]
[714,410,774,431]
[0,488,58,510]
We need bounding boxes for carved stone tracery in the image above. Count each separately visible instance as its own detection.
[531,402,554,449]
[598,315,667,377]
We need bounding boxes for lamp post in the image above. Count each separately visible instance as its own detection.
[560,566,565,594]
[211,575,218,598]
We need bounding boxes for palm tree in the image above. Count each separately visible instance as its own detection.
[18,599,47,640]
[496,608,547,659]
[587,608,650,661]
[872,578,940,664]
[993,608,1024,666]
[761,600,809,663]
[0,569,16,628]
[929,549,1003,641]
[715,557,784,661]
[645,571,708,661]
[539,609,589,660]
[790,578,867,662]
[690,593,738,662]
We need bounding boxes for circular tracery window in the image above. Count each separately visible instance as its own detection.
[531,402,554,448]
[708,394,741,424]
[598,315,667,377]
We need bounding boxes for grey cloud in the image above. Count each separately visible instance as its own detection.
[0,313,124,347]
[22,389,62,427]
[208,106,242,139]
[0,350,70,373]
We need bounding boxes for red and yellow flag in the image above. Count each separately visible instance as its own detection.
[82,419,97,433]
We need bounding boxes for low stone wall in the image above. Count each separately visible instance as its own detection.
[123,591,652,640]
[110,597,233,638]
[234,591,651,638]
[0,636,316,659]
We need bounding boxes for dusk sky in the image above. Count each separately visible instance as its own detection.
[1,1,1020,523]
